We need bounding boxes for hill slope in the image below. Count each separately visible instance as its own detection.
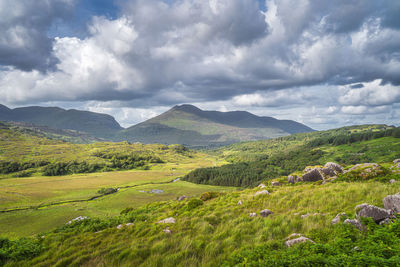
[0,104,123,139]
[117,104,313,146]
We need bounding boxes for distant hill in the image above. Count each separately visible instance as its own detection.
[116,104,314,146]
[0,104,123,139]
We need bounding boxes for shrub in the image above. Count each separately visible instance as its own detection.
[200,192,221,201]
[186,198,203,210]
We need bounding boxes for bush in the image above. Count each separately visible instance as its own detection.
[0,237,43,265]
[186,198,203,210]
[98,187,118,195]
[200,192,221,201]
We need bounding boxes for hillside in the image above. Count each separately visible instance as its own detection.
[117,104,314,146]
[0,104,123,139]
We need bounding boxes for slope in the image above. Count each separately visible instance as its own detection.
[117,104,313,146]
[0,104,123,139]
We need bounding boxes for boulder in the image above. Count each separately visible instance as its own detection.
[355,203,393,223]
[163,227,172,234]
[249,212,257,217]
[260,209,273,217]
[302,168,324,182]
[383,193,400,213]
[66,216,88,225]
[285,236,315,247]
[254,190,270,196]
[331,212,347,224]
[258,183,267,188]
[344,219,365,231]
[324,162,344,173]
[177,196,188,201]
[295,177,303,183]
[379,218,392,225]
[320,167,336,177]
[393,159,400,164]
[271,181,281,186]
[157,217,176,224]
[389,179,397,184]
[288,175,296,184]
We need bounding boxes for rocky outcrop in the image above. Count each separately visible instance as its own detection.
[254,190,270,196]
[347,163,385,180]
[157,217,176,224]
[331,213,347,224]
[355,203,393,223]
[302,168,324,182]
[393,159,400,164]
[320,167,336,177]
[324,162,344,173]
[260,209,273,217]
[66,216,88,225]
[271,181,281,186]
[285,234,315,247]
[344,219,365,231]
[288,175,296,184]
[383,193,400,213]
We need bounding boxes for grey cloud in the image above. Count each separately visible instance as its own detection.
[0,0,74,71]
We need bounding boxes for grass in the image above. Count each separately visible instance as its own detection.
[3,180,400,266]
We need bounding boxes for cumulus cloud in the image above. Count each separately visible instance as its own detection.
[0,0,75,71]
[0,0,399,129]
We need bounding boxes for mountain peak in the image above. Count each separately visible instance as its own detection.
[171,104,202,113]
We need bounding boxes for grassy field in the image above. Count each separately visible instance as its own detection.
[3,179,400,266]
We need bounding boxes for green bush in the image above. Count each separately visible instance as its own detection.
[186,198,203,210]
[0,237,43,265]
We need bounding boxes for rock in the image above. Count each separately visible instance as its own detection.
[66,216,88,225]
[301,213,310,219]
[260,209,273,217]
[383,193,400,213]
[177,196,188,201]
[331,212,348,224]
[379,218,392,225]
[249,212,257,217]
[389,179,397,184]
[295,177,303,183]
[254,190,270,196]
[285,236,315,247]
[150,189,164,194]
[344,219,365,231]
[117,224,124,229]
[163,227,172,234]
[288,175,296,184]
[302,168,324,182]
[320,167,336,177]
[348,163,384,180]
[356,204,393,223]
[286,233,303,239]
[303,167,313,172]
[157,217,176,224]
[258,183,267,188]
[271,181,281,186]
[237,200,243,205]
[393,159,400,164]
[324,162,344,173]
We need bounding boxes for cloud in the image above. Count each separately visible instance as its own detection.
[0,0,75,71]
[0,0,399,130]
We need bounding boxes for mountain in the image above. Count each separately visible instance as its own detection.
[116,104,314,146]
[0,104,123,139]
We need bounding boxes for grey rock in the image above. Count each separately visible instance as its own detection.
[349,163,380,172]
[344,219,365,231]
[258,183,267,188]
[66,216,88,225]
[331,212,348,225]
[320,167,336,177]
[295,177,304,183]
[254,190,270,196]
[383,193,400,213]
[389,179,397,184]
[271,181,281,186]
[288,175,296,184]
[324,162,344,173]
[356,204,393,223]
[163,227,172,234]
[302,168,324,182]
[177,195,188,201]
[379,218,392,225]
[285,236,315,247]
[260,209,273,217]
[393,159,400,164]
[157,217,176,224]
[249,212,257,217]
[301,213,310,219]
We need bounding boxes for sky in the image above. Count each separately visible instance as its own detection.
[0,0,399,130]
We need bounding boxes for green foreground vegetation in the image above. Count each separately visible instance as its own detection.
[1,124,400,266]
